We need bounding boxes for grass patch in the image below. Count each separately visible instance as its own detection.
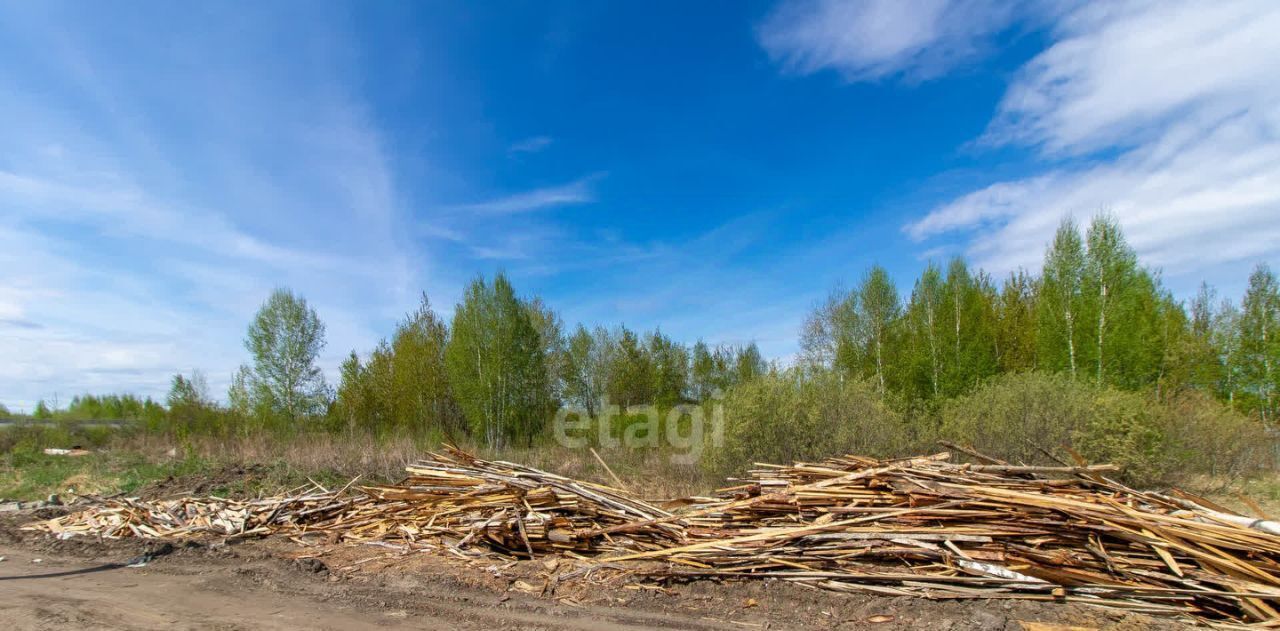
[0,449,212,501]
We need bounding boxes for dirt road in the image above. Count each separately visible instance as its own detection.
[0,542,772,631]
[0,519,1180,630]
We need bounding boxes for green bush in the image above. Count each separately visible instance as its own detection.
[938,372,1271,487]
[705,370,909,477]
[939,372,1096,466]
[0,422,122,456]
[1072,389,1171,486]
[1155,391,1270,482]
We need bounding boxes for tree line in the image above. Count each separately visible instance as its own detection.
[208,278,766,448]
[17,213,1280,454]
[802,215,1280,423]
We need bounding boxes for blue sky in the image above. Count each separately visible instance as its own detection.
[3,0,1279,410]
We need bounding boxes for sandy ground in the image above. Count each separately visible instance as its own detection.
[0,509,1185,631]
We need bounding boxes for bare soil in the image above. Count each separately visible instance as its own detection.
[0,487,1188,630]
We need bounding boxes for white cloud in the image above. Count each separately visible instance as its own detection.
[451,175,599,215]
[0,4,422,410]
[983,1,1280,155]
[906,0,1280,290]
[508,136,553,155]
[757,0,1021,81]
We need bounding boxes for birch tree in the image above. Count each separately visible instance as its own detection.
[241,288,331,426]
[1038,219,1086,378]
[1214,299,1243,407]
[1083,214,1139,386]
[858,266,900,393]
[1240,264,1280,423]
[995,270,1037,372]
[907,263,945,399]
[444,274,550,447]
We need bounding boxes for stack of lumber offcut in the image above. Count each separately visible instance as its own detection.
[23,447,1280,625]
[29,487,351,540]
[604,452,1280,624]
[301,447,683,555]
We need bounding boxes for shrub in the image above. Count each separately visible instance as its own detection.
[705,370,909,477]
[1155,390,1271,482]
[939,372,1097,466]
[1072,389,1171,487]
[939,372,1272,487]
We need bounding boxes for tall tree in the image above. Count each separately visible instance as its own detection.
[332,351,368,432]
[389,294,456,432]
[1214,299,1244,407]
[734,342,768,383]
[444,273,550,447]
[939,259,998,396]
[563,324,613,417]
[995,270,1037,372]
[1191,283,1216,339]
[1082,214,1140,386]
[690,340,717,401]
[648,330,690,408]
[606,326,654,407]
[800,287,853,370]
[526,297,567,406]
[857,266,900,393]
[1038,219,1087,378]
[1171,283,1223,394]
[167,370,214,432]
[1239,264,1280,423]
[240,288,330,425]
[905,263,945,400]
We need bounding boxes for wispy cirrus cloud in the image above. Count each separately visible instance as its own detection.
[450,174,601,215]
[507,135,553,155]
[757,0,1025,82]
[903,0,1280,291]
[0,3,425,410]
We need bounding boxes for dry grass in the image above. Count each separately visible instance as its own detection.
[105,432,716,500]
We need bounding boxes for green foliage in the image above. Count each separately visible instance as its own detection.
[689,340,756,401]
[939,372,1096,467]
[607,326,654,407]
[9,213,1274,493]
[526,297,567,405]
[859,267,901,392]
[804,266,902,395]
[648,330,690,409]
[938,372,1267,487]
[994,270,1037,372]
[21,393,166,425]
[1213,298,1245,405]
[799,215,1280,425]
[1071,389,1171,486]
[0,441,212,501]
[164,370,223,436]
[1038,218,1087,378]
[562,325,612,417]
[1239,264,1280,423]
[238,288,331,428]
[332,294,461,437]
[706,370,909,477]
[445,273,552,448]
[904,262,946,401]
[1152,390,1268,482]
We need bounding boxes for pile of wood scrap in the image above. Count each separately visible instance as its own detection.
[604,453,1280,625]
[300,447,683,555]
[27,485,350,540]
[24,447,680,556]
[22,447,1280,625]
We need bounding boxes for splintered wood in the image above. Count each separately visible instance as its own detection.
[24,448,1280,626]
